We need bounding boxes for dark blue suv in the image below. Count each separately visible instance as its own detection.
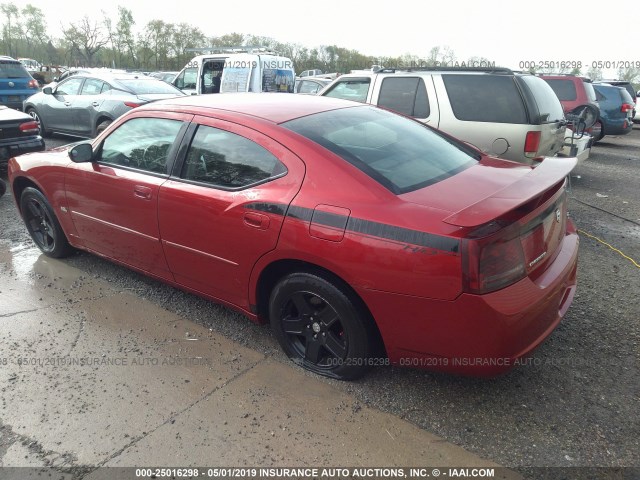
[592,84,635,142]
[0,56,40,110]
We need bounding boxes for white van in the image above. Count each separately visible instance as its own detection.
[172,50,295,95]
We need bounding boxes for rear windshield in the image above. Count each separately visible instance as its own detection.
[543,79,577,101]
[282,106,477,194]
[520,76,565,122]
[0,61,30,78]
[117,79,183,95]
[442,74,528,124]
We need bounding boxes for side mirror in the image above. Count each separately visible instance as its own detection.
[43,87,52,95]
[68,143,94,163]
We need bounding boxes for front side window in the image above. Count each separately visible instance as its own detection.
[443,74,528,124]
[99,117,183,175]
[283,106,477,194]
[174,67,197,90]
[55,77,84,96]
[182,125,287,189]
[323,78,371,103]
[378,77,430,118]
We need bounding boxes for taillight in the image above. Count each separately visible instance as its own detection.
[19,121,40,134]
[524,131,541,158]
[462,223,526,294]
[620,103,633,113]
[124,102,141,108]
[27,79,39,89]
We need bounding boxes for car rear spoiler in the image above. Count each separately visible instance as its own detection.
[443,157,577,228]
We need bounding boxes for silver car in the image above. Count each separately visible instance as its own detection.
[24,72,186,138]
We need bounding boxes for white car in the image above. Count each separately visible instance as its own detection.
[635,91,640,122]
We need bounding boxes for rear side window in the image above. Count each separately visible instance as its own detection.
[283,106,477,194]
[443,74,527,124]
[378,77,430,118]
[323,78,371,103]
[520,76,564,122]
[181,125,287,189]
[544,79,577,101]
[81,78,107,95]
[0,61,30,78]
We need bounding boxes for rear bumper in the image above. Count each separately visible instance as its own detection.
[361,227,580,376]
[603,118,634,136]
[0,136,46,163]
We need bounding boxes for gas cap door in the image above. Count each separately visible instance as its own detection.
[309,205,351,242]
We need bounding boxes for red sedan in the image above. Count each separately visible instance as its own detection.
[8,94,579,380]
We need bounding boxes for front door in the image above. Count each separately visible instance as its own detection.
[65,112,192,280]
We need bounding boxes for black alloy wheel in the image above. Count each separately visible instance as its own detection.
[270,272,373,380]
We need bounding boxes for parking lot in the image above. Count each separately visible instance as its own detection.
[0,126,638,478]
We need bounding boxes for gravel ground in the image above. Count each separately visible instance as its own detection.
[1,129,638,478]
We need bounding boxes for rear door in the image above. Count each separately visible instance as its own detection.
[158,115,305,309]
[68,77,109,136]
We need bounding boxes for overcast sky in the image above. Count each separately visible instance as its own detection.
[19,0,635,76]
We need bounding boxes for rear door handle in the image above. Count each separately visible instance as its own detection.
[64,101,71,107]
[243,212,270,230]
[91,102,100,107]
[133,185,152,200]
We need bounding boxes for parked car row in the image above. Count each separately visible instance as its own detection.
[24,71,186,138]
[317,68,638,160]
[318,67,569,164]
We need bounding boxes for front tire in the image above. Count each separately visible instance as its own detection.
[96,120,112,136]
[20,187,74,258]
[269,272,373,380]
[26,108,50,138]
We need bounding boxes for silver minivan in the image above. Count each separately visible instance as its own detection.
[320,68,567,164]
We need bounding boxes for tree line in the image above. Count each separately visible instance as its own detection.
[1,2,639,86]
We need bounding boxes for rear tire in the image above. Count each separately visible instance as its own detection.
[269,272,374,380]
[20,187,74,258]
[591,120,604,143]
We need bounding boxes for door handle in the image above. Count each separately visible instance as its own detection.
[133,185,152,200]
[243,212,270,230]
[91,102,100,107]
[64,101,71,106]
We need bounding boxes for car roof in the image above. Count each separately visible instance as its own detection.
[142,93,363,123]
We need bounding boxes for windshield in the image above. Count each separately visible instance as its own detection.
[0,61,30,78]
[117,79,183,95]
[283,106,478,194]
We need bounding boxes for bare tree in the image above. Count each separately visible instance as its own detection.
[62,16,109,66]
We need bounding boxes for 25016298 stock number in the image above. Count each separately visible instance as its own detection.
[519,61,583,70]
[135,468,261,477]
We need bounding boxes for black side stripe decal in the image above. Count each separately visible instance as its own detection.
[244,202,459,254]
